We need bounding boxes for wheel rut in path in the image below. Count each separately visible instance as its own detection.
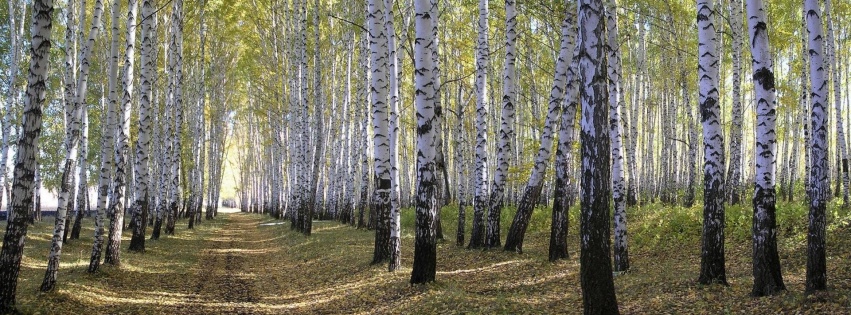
[188,213,270,314]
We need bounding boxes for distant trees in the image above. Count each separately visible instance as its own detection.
[4,0,851,312]
[503,0,576,254]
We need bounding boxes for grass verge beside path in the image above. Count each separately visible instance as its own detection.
[7,200,851,314]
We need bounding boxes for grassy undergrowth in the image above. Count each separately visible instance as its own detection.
[5,198,851,314]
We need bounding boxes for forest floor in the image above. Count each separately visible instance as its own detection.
[8,199,851,314]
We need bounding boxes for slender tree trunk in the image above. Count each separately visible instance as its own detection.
[485,0,517,249]
[129,0,156,252]
[368,0,392,264]
[727,0,744,205]
[410,0,438,284]
[104,0,137,265]
[70,105,90,240]
[0,0,23,221]
[823,0,848,206]
[746,0,785,296]
[606,0,629,273]
[468,0,490,249]
[385,0,402,271]
[504,9,576,253]
[550,38,579,262]
[0,0,53,309]
[697,0,727,286]
[42,0,105,292]
[804,0,827,293]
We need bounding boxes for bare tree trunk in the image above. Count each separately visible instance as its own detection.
[0,0,53,309]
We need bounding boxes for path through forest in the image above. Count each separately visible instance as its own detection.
[186,213,263,313]
[13,207,851,314]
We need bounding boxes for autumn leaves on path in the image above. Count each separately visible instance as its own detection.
[188,214,263,313]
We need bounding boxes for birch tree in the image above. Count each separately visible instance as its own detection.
[485,0,517,249]
[105,0,138,265]
[129,0,156,252]
[88,1,121,273]
[727,0,744,205]
[42,0,105,292]
[385,0,402,271]
[804,0,827,293]
[410,0,438,284]
[550,26,579,262]
[606,0,628,273]
[0,0,24,216]
[578,0,619,311]
[504,5,576,253]
[0,0,53,309]
[468,0,490,249]
[368,0,392,264]
[697,0,727,286]
[746,0,785,296]
[824,0,848,205]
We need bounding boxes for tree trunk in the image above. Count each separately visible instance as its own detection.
[550,37,579,262]
[468,0,490,249]
[504,8,576,253]
[727,0,744,205]
[0,0,52,309]
[746,0,785,296]
[824,0,848,206]
[606,0,629,273]
[410,0,438,284]
[578,0,619,312]
[70,105,89,240]
[368,0,392,264]
[485,0,517,249]
[42,0,105,292]
[804,0,827,293]
[129,0,156,252]
[697,0,727,286]
[385,0,401,271]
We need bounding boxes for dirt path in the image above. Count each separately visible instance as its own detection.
[179,213,275,314]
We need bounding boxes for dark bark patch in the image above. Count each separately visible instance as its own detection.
[753,67,775,91]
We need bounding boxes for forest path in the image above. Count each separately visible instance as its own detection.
[187,212,266,314]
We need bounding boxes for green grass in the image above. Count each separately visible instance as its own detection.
[5,198,851,314]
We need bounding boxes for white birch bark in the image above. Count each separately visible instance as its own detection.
[0,0,23,216]
[606,0,628,273]
[42,0,105,292]
[578,0,619,310]
[368,0,392,263]
[697,0,727,285]
[410,0,438,284]
[0,0,53,308]
[88,0,120,271]
[504,9,576,253]
[385,0,401,271]
[727,0,744,205]
[746,0,785,296]
[485,0,516,249]
[824,0,848,205]
[804,0,827,293]
[468,0,489,249]
[129,0,156,252]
